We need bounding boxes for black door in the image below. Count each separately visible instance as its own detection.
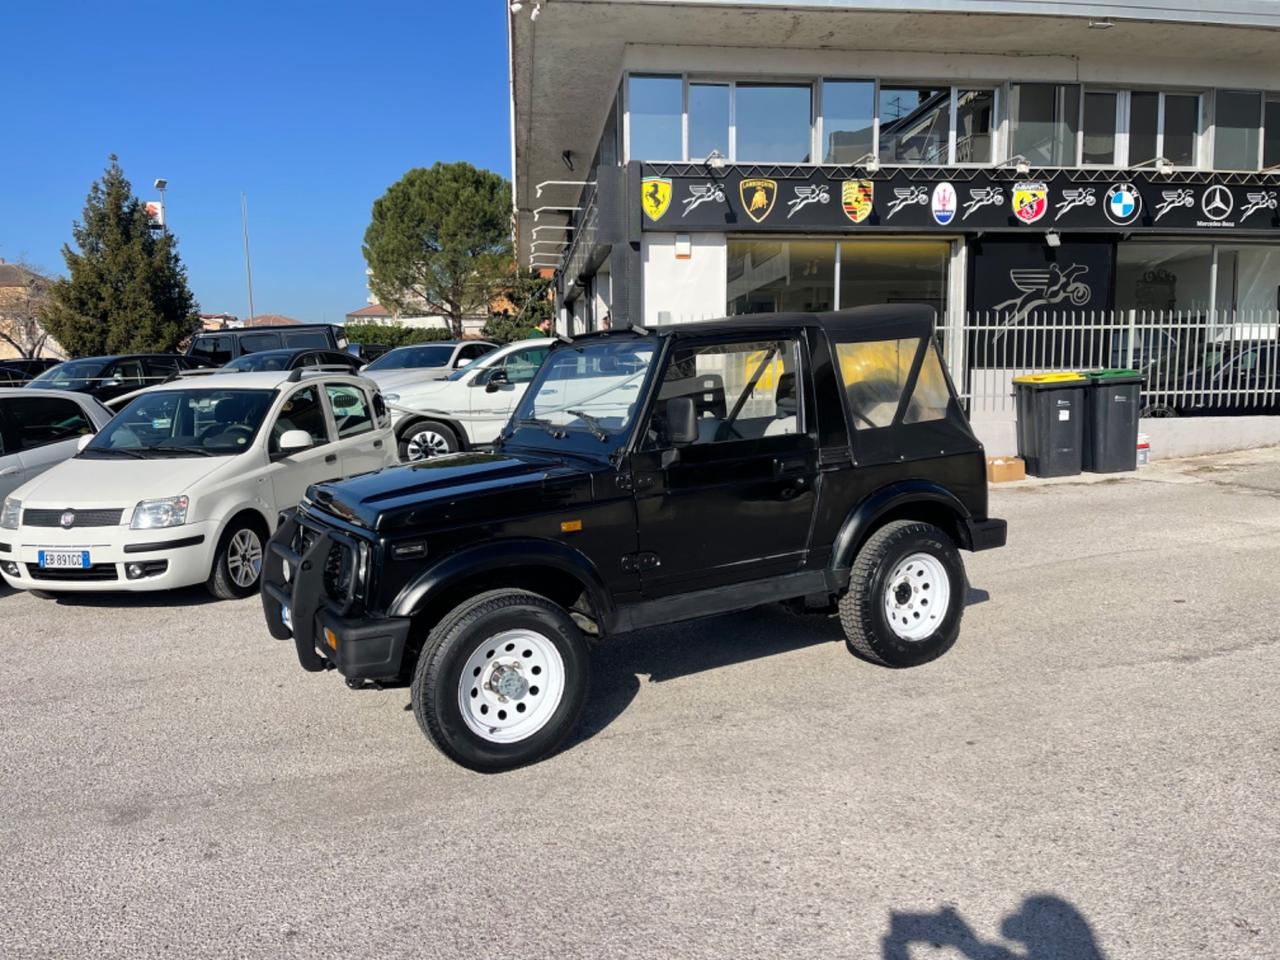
[630,333,818,598]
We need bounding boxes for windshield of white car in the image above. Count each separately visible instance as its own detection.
[82,389,276,457]
[29,359,110,389]
[363,344,455,371]
[511,340,655,440]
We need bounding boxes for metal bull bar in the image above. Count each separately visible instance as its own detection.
[261,510,331,672]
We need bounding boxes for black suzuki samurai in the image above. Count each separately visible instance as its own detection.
[262,306,1005,772]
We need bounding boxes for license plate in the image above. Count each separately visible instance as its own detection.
[281,604,292,629]
[38,550,90,569]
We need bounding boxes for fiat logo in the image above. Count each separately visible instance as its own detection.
[59,510,75,529]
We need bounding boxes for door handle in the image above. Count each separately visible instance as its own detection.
[773,456,807,477]
[0,466,19,478]
[324,453,338,464]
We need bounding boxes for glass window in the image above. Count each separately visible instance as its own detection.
[734,83,812,162]
[955,89,995,164]
[520,340,655,435]
[144,356,179,379]
[727,240,835,315]
[326,384,372,437]
[1082,92,1118,165]
[1215,90,1261,170]
[840,240,949,319]
[364,344,456,371]
[0,396,93,453]
[1130,91,1160,166]
[1164,93,1200,166]
[503,346,551,384]
[646,339,800,447]
[1266,96,1280,168]
[1115,243,1213,314]
[87,389,274,456]
[628,75,682,160]
[239,332,282,354]
[283,330,331,348]
[904,345,951,425]
[105,359,145,389]
[1009,83,1079,166]
[189,335,233,365]
[822,79,875,163]
[1215,246,1280,313]
[688,82,730,162]
[878,85,950,164]
[835,338,920,430]
[271,385,329,452]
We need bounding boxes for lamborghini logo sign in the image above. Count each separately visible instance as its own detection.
[739,178,778,223]
[641,177,672,221]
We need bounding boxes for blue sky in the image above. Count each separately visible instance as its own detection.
[0,0,509,322]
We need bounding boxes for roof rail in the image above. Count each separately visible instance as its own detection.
[286,364,360,382]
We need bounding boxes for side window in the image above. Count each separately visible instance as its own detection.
[144,356,179,380]
[504,346,550,384]
[106,359,145,388]
[283,330,331,349]
[835,337,949,429]
[270,385,329,454]
[371,391,388,426]
[326,384,373,437]
[461,344,487,361]
[240,332,282,354]
[0,396,94,452]
[191,336,233,365]
[646,339,800,447]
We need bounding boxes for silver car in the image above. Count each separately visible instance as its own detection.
[0,388,114,501]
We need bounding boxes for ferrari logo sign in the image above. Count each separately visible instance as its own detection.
[739,178,778,223]
[1012,181,1049,225]
[641,177,672,222]
[841,180,874,223]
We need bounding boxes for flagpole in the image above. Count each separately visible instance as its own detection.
[241,192,257,325]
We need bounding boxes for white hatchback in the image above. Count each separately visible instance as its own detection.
[0,370,396,598]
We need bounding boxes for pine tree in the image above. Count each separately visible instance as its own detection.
[42,156,199,355]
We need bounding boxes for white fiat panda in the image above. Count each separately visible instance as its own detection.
[0,369,396,599]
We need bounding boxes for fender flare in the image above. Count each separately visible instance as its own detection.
[388,537,616,629]
[829,480,974,570]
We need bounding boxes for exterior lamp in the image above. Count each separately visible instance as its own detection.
[1045,229,1061,248]
[851,152,880,173]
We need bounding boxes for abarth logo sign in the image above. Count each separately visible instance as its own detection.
[1012,182,1048,224]
[841,180,873,223]
[1105,183,1142,225]
[740,178,778,223]
[641,176,672,222]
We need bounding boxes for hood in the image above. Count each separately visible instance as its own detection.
[14,455,238,509]
[366,369,452,393]
[305,449,596,532]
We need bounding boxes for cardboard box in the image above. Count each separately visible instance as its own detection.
[986,456,1026,483]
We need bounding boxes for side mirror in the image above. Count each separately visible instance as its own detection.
[455,357,472,368]
[278,429,313,453]
[105,376,123,387]
[485,369,510,393]
[667,396,697,446]
[77,434,94,452]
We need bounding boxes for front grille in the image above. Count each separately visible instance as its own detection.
[26,562,119,581]
[291,514,365,611]
[23,508,124,528]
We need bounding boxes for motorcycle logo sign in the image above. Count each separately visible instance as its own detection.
[993,264,1092,335]
[739,178,778,223]
[841,180,874,223]
[1012,182,1048,224]
[641,177,672,222]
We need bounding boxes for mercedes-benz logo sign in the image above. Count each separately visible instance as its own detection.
[1202,185,1234,221]
[59,510,75,529]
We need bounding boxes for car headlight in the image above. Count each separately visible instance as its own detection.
[1,497,20,530]
[384,393,400,403]
[130,496,189,530]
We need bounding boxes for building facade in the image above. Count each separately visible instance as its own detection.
[509,0,1280,343]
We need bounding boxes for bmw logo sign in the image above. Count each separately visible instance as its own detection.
[1105,182,1143,225]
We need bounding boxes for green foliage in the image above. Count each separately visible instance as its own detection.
[343,322,454,349]
[362,162,511,338]
[483,268,554,343]
[41,156,199,356]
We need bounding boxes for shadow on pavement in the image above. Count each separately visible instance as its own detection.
[882,897,1107,960]
[35,584,223,609]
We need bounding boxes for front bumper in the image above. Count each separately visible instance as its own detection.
[966,517,1008,551]
[262,511,411,681]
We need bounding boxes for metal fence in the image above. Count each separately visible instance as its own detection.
[938,310,1280,417]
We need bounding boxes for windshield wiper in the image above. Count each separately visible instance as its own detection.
[566,409,608,442]
[147,444,217,457]
[516,416,567,439]
[82,447,146,459]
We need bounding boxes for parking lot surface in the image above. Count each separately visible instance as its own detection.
[2,448,1278,960]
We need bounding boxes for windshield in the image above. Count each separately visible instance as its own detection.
[364,344,454,371]
[512,340,656,440]
[224,351,291,372]
[29,359,109,389]
[84,389,276,457]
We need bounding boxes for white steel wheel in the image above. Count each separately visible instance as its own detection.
[882,551,950,641]
[227,528,263,588]
[457,628,566,744]
[405,428,451,460]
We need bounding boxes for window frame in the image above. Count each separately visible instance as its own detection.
[1213,89,1265,171]
[269,383,334,454]
[1078,88,1125,167]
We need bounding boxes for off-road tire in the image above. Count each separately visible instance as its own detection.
[839,520,965,668]
[411,589,590,773]
[206,519,265,600]
[398,420,459,461]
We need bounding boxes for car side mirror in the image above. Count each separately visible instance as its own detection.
[486,369,510,393]
[455,357,472,368]
[278,429,313,453]
[77,434,94,452]
[667,396,697,446]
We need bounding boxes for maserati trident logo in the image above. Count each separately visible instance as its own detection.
[60,510,75,529]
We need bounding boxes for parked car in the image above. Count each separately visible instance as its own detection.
[186,324,349,366]
[379,338,554,460]
[0,369,396,599]
[26,354,212,403]
[347,342,391,363]
[0,358,61,386]
[222,348,364,375]
[361,340,497,383]
[261,306,1006,771]
[1142,338,1280,416]
[0,388,114,501]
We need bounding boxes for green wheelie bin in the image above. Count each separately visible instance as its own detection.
[1013,372,1087,478]
[1080,368,1144,473]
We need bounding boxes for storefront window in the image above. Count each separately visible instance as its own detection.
[727,239,835,314]
[1216,91,1262,170]
[878,85,949,164]
[1266,96,1280,169]
[822,79,875,163]
[1163,94,1200,166]
[840,240,950,319]
[1082,92,1118,165]
[1116,243,1213,315]
[734,83,812,162]
[1009,83,1079,166]
[1216,247,1280,314]
[955,89,995,164]
[688,82,730,162]
[627,75,682,160]
[1129,92,1159,165]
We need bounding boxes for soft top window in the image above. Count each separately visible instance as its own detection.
[835,337,950,430]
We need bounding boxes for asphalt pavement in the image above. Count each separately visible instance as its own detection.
[2,448,1278,960]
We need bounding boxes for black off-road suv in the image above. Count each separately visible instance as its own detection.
[262,306,1005,771]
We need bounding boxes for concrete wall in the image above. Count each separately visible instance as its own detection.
[642,233,727,325]
[973,415,1280,461]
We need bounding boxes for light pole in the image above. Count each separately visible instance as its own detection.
[153,178,168,231]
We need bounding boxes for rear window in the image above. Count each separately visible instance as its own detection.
[190,336,233,365]
[835,338,950,429]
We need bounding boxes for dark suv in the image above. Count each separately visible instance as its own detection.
[262,306,1006,771]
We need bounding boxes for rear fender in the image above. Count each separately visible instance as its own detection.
[830,480,974,570]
